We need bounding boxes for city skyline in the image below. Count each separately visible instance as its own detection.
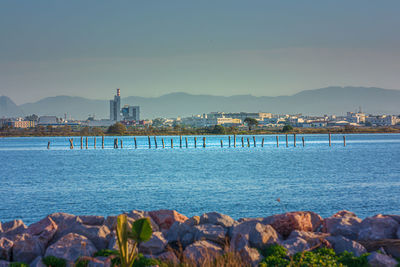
[1,1,400,104]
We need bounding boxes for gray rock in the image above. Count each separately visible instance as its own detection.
[183,240,223,264]
[30,256,46,267]
[45,233,97,262]
[88,257,110,267]
[78,216,105,226]
[157,251,179,265]
[358,215,399,240]
[166,222,196,247]
[238,245,263,267]
[184,216,200,227]
[49,213,110,250]
[367,252,398,267]
[397,227,400,239]
[282,237,309,256]
[194,224,227,244]
[322,210,362,240]
[0,238,13,261]
[1,220,27,238]
[13,234,44,264]
[326,236,367,257]
[104,216,117,231]
[230,221,280,250]
[139,232,167,255]
[127,210,160,232]
[0,260,9,267]
[199,212,236,228]
[26,216,58,248]
[287,230,330,248]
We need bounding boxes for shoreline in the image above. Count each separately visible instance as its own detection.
[1,209,399,266]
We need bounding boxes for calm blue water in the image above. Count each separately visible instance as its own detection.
[0,134,399,224]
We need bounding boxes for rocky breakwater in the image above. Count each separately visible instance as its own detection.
[0,210,399,266]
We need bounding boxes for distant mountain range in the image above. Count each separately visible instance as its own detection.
[1,87,400,120]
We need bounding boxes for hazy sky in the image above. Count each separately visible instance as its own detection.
[1,0,400,104]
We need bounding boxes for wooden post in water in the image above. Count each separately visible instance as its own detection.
[185,137,188,148]
[171,138,173,148]
[194,137,197,148]
[286,134,288,147]
[180,136,182,148]
[228,136,231,147]
[47,141,50,149]
[234,134,236,148]
[294,134,296,147]
[154,136,158,149]
[120,139,123,149]
[102,136,104,149]
[80,136,83,149]
[329,133,331,147]
[241,137,244,147]
[261,138,264,147]
[148,136,151,149]
[86,137,88,149]
[253,136,256,147]
[276,136,279,147]
[134,137,137,149]
[302,137,305,147]
[94,137,96,149]
[69,138,74,149]
[343,136,346,147]
[220,139,223,147]
[247,138,250,147]
[114,138,118,149]
[203,137,206,148]
[162,138,165,148]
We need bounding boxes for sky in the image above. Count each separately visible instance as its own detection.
[0,0,400,104]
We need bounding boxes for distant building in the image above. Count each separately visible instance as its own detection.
[38,116,58,125]
[0,118,35,128]
[110,88,121,121]
[122,105,140,121]
[366,115,396,126]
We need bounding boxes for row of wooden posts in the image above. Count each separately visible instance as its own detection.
[59,133,346,149]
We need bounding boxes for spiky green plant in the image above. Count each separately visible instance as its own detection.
[116,214,153,267]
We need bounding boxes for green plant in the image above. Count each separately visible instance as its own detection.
[116,214,153,267]
[9,263,28,267]
[282,124,294,132]
[260,244,289,267]
[42,256,67,267]
[94,249,119,257]
[74,258,89,267]
[132,253,166,267]
[338,251,369,267]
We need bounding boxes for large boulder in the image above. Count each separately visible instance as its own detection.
[287,230,330,248]
[138,232,167,255]
[326,236,367,257]
[12,234,44,264]
[183,240,223,264]
[126,210,159,232]
[45,233,97,262]
[367,252,398,267]
[194,224,227,245]
[322,210,362,240]
[199,212,236,228]
[49,212,111,250]
[166,222,197,247]
[0,220,27,238]
[230,221,280,250]
[78,216,105,226]
[157,251,179,265]
[238,245,263,267]
[358,215,399,240]
[30,256,46,267]
[26,216,58,248]
[148,210,188,231]
[281,237,309,255]
[358,239,400,259]
[0,238,13,261]
[263,211,323,238]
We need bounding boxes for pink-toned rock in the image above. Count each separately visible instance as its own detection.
[367,252,398,267]
[12,234,44,264]
[0,237,13,261]
[322,210,362,240]
[287,230,330,248]
[139,232,167,255]
[239,245,263,267]
[26,216,58,247]
[157,251,180,265]
[264,211,323,237]
[1,220,27,238]
[78,216,105,226]
[358,214,399,240]
[45,233,97,262]
[127,210,160,232]
[230,221,280,250]
[149,210,188,231]
[183,240,223,264]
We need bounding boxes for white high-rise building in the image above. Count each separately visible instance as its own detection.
[110,88,121,121]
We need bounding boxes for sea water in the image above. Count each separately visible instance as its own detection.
[0,134,399,224]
